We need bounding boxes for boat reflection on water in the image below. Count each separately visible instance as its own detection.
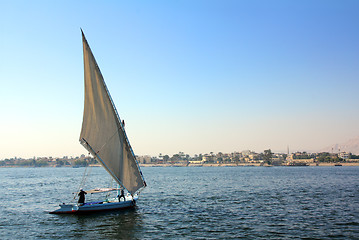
[57,208,143,239]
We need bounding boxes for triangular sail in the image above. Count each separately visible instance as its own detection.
[79,30,145,194]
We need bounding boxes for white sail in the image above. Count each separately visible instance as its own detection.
[79,30,145,194]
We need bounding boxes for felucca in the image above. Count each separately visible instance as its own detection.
[50,30,146,214]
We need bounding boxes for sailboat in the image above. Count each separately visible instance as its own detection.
[50,30,146,214]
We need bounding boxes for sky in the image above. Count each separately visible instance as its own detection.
[1,0,358,159]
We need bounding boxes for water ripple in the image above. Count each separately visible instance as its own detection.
[1,167,359,239]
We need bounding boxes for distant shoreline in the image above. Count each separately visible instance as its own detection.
[139,162,359,167]
[1,162,359,168]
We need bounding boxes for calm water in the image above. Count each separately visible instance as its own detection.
[0,166,358,239]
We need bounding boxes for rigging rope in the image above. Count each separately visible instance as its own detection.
[105,178,115,200]
[70,153,92,202]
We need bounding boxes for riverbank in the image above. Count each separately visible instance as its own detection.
[139,162,359,167]
[1,162,358,168]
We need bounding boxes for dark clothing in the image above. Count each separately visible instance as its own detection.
[78,190,87,204]
[118,189,125,202]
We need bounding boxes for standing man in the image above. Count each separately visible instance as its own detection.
[118,189,126,202]
[78,188,87,205]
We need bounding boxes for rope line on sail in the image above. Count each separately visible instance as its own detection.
[95,127,122,154]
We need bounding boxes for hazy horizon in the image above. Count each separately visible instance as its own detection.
[1,1,358,159]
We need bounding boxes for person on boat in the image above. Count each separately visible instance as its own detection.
[78,188,87,205]
[118,189,126,202]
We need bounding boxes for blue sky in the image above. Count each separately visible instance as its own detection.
[1,0,358,159]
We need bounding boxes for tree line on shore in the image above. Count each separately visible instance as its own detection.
[1,150,358,167]
[0,156,98,167]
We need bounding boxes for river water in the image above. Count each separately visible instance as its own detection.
[0,166,358,239]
